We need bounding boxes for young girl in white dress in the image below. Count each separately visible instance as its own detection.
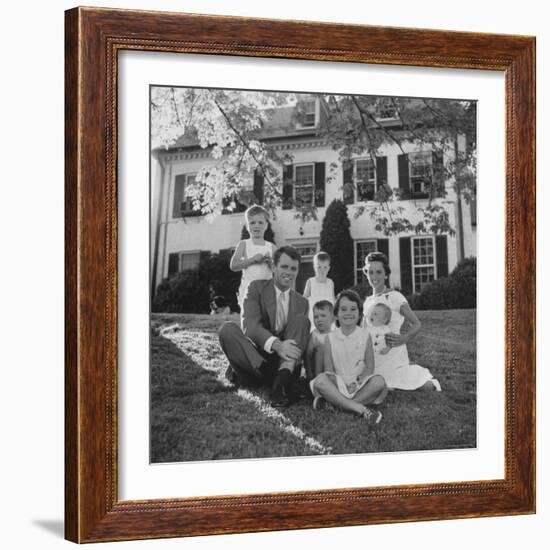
[309,290,387,423]
[303,251,335,327]
[362,252,441,391]
[230,205,277,310]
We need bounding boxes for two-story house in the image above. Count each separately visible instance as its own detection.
[151,97,476,299]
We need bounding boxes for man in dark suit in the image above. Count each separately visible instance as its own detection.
[219,245,310,408]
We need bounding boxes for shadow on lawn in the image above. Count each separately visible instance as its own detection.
[151,335,325,462]
[151,310,477,462]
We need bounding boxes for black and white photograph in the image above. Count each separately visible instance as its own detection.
[149,87,477,463]
[4,0,546,548]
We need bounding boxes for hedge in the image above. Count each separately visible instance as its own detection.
[152,249,241,314]
[408,257,476,310]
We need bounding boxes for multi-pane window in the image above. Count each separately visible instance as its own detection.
[409,151,433,196]
[294,164,314,205]
[355,240,377,284]
[412,236,436,292]
[222,178,249,214]
[301,99,317,127]
[168,250,200,276]
[355,158,376,201]
[292,242,318,261]
[376,98,399,120]
[178,251,200,272]
[177,174,197,215]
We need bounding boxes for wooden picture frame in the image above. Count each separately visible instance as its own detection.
[65,6,536,543]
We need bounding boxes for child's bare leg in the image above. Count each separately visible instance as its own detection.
[352,375,387,405]
[313,347,325,377]
[313,373,365,414]
[304,337,316,381]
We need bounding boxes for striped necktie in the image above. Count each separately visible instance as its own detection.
[276,291,287,333]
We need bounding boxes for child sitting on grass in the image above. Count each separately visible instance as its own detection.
[309,290,387,424]
[304,300,334,380]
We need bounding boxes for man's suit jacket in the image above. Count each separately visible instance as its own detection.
[241,279,309,350]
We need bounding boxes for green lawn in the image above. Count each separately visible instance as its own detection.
[150,310,476,462]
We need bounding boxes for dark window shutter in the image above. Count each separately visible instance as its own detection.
[253,170,264,205]
[172,175,185,218]
[397,154,410,200]
[377,238,389,261]
[282,164,293,210]
[314,162,326,207]
[168,253,179,276]
[432,150,445,197]
[235,195,247,213]
[399,237,412,295]
[436,235,449,279]
[222,193,246,215]
[343,160,354,204]
[376,156,388,190]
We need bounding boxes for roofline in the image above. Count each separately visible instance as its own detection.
[153,131,322,155]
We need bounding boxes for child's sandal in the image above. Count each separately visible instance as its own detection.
[360,406,382,425]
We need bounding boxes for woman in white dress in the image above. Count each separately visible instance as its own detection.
[362,252,441,391]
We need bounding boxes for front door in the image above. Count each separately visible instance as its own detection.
[288,241,318,295]
[295,260,314,294]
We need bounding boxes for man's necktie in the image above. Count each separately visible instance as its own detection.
[276,292,287,333]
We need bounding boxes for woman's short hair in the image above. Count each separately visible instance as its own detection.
[333,289,363,326]
[363,251,391,277]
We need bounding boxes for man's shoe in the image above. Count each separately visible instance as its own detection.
[290,377,312,400]
[225,365,240,388]
[270,370,292,408]
[270,390,290,409]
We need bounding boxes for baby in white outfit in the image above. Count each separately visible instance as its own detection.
[367,302,392,356]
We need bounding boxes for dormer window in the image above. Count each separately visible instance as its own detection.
[303,99,316,127]
[296,98,318,129]
[376,98,399,121]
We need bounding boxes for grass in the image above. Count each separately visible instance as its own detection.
[150,309,476,463]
